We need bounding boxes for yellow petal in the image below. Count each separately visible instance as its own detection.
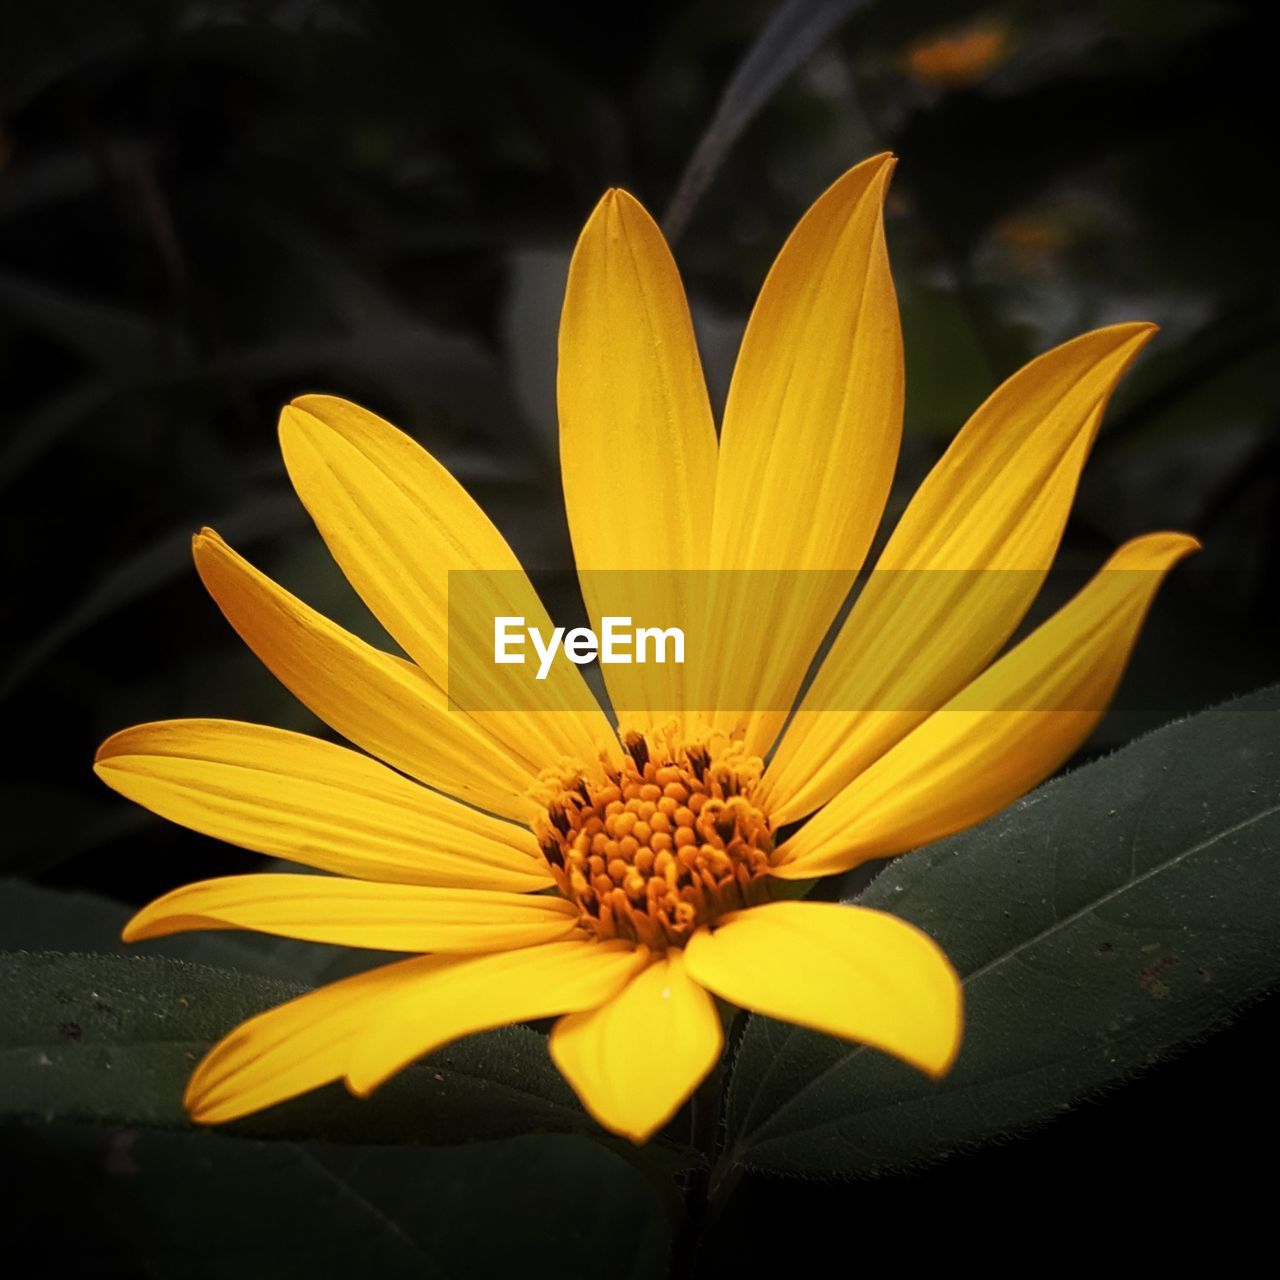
[279,396,617,769]
[775,532,1200,879]
[763,323,1158,822]
[558,190,718,737]
[124,873,578,951]
[549,951,722,1143]
[704,154,903,755]
[186,955,432,1123]
[683,901,961,1078]
[193,529,540,823]
[95,720,550,891]
[187,939,643,1124]
[344,939,646,1096]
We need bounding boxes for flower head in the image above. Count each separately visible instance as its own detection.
[96,153,1196,1143]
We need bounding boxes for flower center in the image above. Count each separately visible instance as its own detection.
[535,732,775,948]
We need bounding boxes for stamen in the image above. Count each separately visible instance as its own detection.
[534,732,775,947]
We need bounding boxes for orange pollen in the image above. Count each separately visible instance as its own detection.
[535,733,775,949]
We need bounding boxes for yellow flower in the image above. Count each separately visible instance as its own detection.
[95,153,1197,1144]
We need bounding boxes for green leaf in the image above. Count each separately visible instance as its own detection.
[6,1121,672,1280]
[0,951,599,1145]
[725,685,1280,1178]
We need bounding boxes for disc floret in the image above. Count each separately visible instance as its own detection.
[536,731,775,948]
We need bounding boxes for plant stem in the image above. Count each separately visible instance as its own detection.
[684,1066,721,1215]
[668,1066,723,1277]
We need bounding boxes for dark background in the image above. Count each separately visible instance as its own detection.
[2,0,1277,1272]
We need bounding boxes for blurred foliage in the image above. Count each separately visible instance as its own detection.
[1,0,1278,1271]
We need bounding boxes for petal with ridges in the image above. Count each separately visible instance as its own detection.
[704,155,903,755]
[186,955,435,1124]
[549,951,722,1143]
[95,720,550,890]
[344,940,647,1097]
[280,397,617,769]
[193,529,541,823]
[187,940,643,1125]
[558,189,717,737]
[124,874,578,951]
[684,902,961,1078]
[764,323,1158,822]
[775,532,1200,879]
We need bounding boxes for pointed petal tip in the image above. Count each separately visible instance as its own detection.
[1098,318,1160,350]
[859,149,897,172]
[191,528,230,578]
[183,1086,218,1125]
[808,151,898,228]
[91,720,169,765]
[278,400,304,426]
[119,886,192,945]
[1044,320,1159,369]
[586,186,654,234]
[191,526,223,555]
[857,149,898,186]
[283,395,376,436]
[120,910,149,944]
[1115,529,1202,569]
[862,151,896,186]
[591,186,624,214]
[184,1044,248,1126]
[1102,319,1159,350]
[182,1069,209,1117]
[277,400,316,447]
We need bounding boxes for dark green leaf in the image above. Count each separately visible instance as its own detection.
[0,951,599,1145]
[5,1121,671,1280]
[725,685,1280,1177]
